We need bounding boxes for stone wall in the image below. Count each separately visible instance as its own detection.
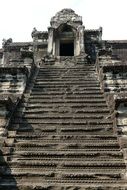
[96,54,127,169]
[0,68,27,95]
[0,41,35,143]
[107,40,127,61]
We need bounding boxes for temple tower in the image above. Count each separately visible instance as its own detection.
[47,9,85,57]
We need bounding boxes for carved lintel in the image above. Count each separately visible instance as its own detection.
[50,9,82,29]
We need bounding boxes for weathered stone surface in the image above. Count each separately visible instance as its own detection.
[50,8,82,29]
[0,8,127,190]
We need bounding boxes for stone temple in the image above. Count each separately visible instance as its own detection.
[0,8,127,189]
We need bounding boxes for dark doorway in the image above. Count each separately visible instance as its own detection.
[60,41,74,56]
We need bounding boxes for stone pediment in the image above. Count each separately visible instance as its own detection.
[50,8,82,29]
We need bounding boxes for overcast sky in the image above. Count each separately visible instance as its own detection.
[0,0,127,47]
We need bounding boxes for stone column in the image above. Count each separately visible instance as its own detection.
[47,27,54,55]
[75,25,85,56]
[75,31,80,56]
[78,25,85,55]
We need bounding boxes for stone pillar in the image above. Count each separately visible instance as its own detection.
[75,35,80,56]
[55,38,59,56]
[47,27,54,55]
[75,25,85,56]
[78,25,85,55]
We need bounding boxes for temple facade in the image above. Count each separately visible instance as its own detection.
[0,9,127,190]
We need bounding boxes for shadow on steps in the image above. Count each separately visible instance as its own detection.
[0,148,19,190]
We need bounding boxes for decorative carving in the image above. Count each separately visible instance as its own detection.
[2,38,12,47]
[48,9,85,57]
[31,27,48,40]
[50,8,82,29]
[31,27,37,37]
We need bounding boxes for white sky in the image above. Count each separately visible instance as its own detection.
[0,0,127,47]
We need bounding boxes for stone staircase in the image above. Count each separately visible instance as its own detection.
[1,62,126,189]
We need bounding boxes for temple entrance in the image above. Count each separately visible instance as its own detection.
[47,10,85,57]
[60,41,74,56]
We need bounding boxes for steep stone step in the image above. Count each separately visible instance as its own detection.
[16,107,110,114]
[35,78,99,82]
[18,111,109,116]
[13,150,121,157]
[35,77,98,81]
[38,67,96,70]
[4,63,126,188]
[33,84,101,89]
[13,134,118,144]
[13,142,120,151]
[0,182,126,190]
[12,118,113,125]
[38,72,97,75]
[23,103,108,109]
[14,113,108,119]
[14,140,120,148]
[9,123,113,132]
[32,86,101,90]
[1,178,125,187]
[13,146,121,154]
[39,67,96,70]
[30,91,104,95]
[38,71,96,74]
[14,129,113,135]
[10,160,123,171]
[36,76,98,80]
[25,104,108,110]
[23,107,110,113]
[14,134,118,141]
[37,69,96,72]
[34,81,100,85]
[27,99,106,103]
[37,73,97,77]
[10,122,113,128]
[12,128,113,135]
[8,170,124,178]
[29,94,105,99]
